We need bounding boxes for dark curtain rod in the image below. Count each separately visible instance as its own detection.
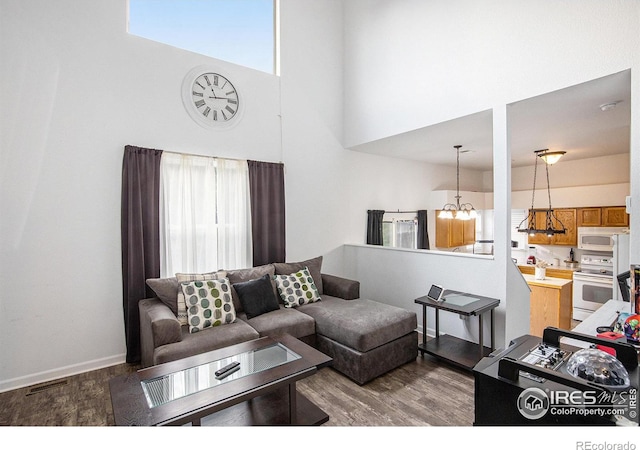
[384,210,420,214]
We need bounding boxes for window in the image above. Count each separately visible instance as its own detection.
[128,0,276,74]
[159,153,252,277]
[383,219,418,249]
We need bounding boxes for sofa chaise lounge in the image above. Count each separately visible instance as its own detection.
[139,256,418,385]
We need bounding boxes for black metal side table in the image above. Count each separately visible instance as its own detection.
[414,290,500,370]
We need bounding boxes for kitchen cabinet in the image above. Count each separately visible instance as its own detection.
[435,213,476,248]
[551,209,577,245]
[526,208,577,246]
[577,206,629,227]
[523,274,573,337]
[526,210,551,245]
[577,208,601,227]
[602,206,629,227]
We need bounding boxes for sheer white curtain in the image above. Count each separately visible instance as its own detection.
[216,158,252,270]
[159,153,252,277]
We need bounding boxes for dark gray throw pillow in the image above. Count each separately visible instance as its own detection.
[146,277,180,316]
[233,274,280,320]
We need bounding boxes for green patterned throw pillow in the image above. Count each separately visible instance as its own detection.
[175,271,226,326]
[274,266,321,308]
[180,278,236,333]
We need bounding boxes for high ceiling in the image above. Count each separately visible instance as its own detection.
[348,70,631,172]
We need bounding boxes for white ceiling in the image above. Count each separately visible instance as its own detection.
[348,70,631,171]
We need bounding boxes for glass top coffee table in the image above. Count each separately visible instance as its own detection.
[109,334,332,426]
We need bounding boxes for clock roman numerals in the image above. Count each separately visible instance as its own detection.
[188,72,239,125]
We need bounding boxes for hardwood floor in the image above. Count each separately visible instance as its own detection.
[0,345,474,426]
[298,356,474,426]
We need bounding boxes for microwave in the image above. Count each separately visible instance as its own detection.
[577,227,628,251]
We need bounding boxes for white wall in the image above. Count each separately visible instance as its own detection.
[343,0,639,148]
[279,0,460,268]
[278,0,348,267]
[511,153,630,191]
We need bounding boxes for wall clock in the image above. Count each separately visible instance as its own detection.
[182,66,242,129]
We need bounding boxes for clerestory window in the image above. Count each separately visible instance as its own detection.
[128,0,277,74]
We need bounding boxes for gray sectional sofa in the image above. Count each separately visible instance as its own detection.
[139,256,418,385]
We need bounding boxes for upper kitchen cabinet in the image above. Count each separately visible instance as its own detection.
[436,213,476,248]
[577,208,602,227]
[577,206,629,227]
[551,209,577,245]
[602,206,629,227]
[526,208,577,246]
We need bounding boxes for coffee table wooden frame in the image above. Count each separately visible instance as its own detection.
[109,334,332,426]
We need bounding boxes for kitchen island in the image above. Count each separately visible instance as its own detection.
[522,274,573,336]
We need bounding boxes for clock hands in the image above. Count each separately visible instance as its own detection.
[208,87,227,100]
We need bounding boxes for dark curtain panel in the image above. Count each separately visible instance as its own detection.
[417,210,430,250]
[247,160,286,266]
[121,145,162,363]
[366,210,385,245]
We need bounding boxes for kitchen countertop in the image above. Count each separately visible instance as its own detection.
[521,273,573,288]
[518,264,579,272]
[562,300,631,349]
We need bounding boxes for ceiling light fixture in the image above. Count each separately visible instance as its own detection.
[536,148,566,165]
[599,101,620,112]
[517,149,566,237]
[438,145,477,221]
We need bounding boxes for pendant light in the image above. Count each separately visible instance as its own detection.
[517,149,566,236]
[536,149,566,165]
[438,145,477,221]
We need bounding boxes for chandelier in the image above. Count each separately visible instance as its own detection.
[517,149,566,236]
[438,145,477,220]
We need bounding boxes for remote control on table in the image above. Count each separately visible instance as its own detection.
[215,361,240,379]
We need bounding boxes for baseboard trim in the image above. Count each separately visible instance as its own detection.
[0,354,126,393]
[417,325,435,338]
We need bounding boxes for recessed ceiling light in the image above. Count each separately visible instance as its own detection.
[599,101,621,112]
